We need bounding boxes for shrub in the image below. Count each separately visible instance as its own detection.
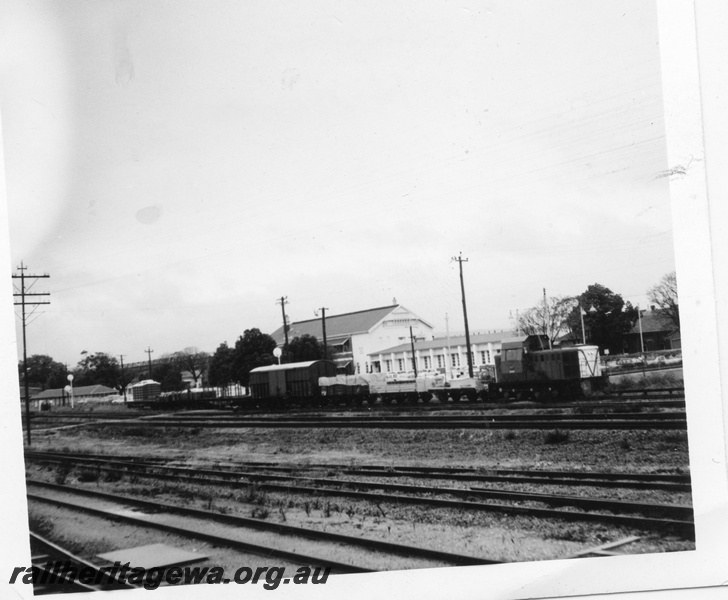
[544,429,569,445]
[103,470,123,483]
[55,462,72,485]
[77,467,100,483]
[251,507,270,519]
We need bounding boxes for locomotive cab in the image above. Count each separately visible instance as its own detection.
[495,335,549,383]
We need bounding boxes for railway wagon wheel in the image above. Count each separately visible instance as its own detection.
[460,390,476,403]
[428,391,444,403]
[497,387,512,402]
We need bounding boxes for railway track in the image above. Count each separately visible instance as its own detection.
[26,450,692,492]
[25,452,694,538]
[21,396,686,423]
[26,480,500,571]
[88,412,687,430]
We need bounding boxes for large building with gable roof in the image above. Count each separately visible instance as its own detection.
[269,304,435,374]
[369,331,506,378]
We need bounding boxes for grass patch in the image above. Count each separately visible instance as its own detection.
[663,431,687,443]
[609,372,682,391]
[28,513,55,538]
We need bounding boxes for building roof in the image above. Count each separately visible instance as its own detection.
[271,304,432,345]
[372,331,507,356]
[628,308,677,335]
[250,361,327,373]
[31,384,117,400]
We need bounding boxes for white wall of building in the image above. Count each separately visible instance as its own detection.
[370,339,502,377]
[351,306,434,374]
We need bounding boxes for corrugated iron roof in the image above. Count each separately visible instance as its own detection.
[271,304,432,345]
[630,309,677,334]
[31,384,117,400]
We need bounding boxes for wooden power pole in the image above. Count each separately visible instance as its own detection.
[13,262,50,446]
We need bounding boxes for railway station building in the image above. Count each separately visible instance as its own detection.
[270,304,435,375]
[368,331,506,379]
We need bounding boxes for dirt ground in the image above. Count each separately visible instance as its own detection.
[29,422,691,473]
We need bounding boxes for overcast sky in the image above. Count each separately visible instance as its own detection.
[1,0,675,367]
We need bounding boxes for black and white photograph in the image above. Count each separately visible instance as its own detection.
[1,1,726,599]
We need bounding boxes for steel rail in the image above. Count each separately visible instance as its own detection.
[27,489,372,574]
[91,417,688,430]
[24,408,687,421]
[21,398,685,421]
[143,412,686,422]
[25,450,691,483]
[25,457,694,537]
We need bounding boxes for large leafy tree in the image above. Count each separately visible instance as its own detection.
[73,352,121,387]
[647,271,680,329]
[567,284,638,354]
[516,295,577,348]
[152,361,185,392]
[18,355,67,390]
[282,334,327,363]
[232,329,277,386]
[208,342,236,389]
[172,347,210,387]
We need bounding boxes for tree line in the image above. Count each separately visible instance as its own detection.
[514,272,679,354]
[18,332,329,394]
[19,272,678,392]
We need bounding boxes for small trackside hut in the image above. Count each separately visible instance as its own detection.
[249,360,337,406]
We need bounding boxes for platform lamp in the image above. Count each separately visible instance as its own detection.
[65,373,74,409]
[580,304,598,344]
[273,347,282,365]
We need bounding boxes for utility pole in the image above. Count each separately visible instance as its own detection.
[637,304,646,380]
[12,262,50,446]
[452,253,474,378]
[276,296,289,347]
[145,347,154,378]
[119,355,127,403]
[445,312,453,379]
[543,288,552,349]
[409,326,418,377]
[317,307,329,360]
